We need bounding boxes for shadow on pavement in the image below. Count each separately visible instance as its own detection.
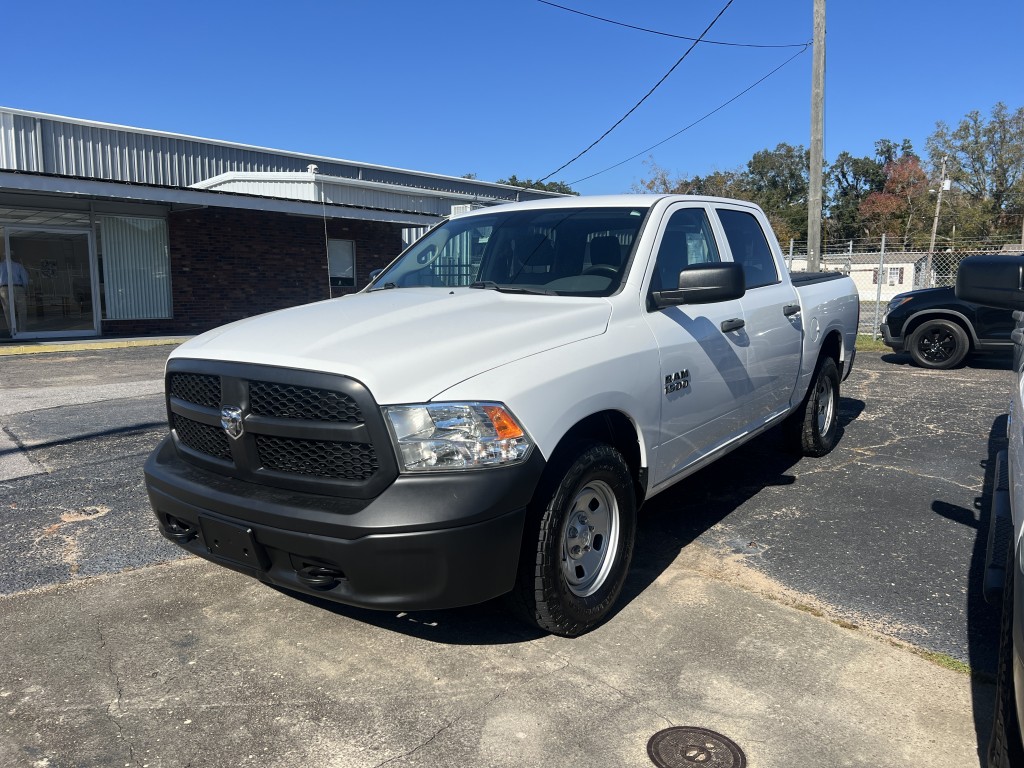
[276,396,867,647]
[881,351,1013,371]
[932,413,1008,766]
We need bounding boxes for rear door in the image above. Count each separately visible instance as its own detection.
[713,205,803,427]
[642,203,753,486]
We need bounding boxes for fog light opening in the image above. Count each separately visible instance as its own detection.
[296,564,345,590]
[163,514,196,542]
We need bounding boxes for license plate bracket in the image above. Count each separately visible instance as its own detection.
[198,515,270,571]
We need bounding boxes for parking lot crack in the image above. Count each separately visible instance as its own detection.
[553,654,674,728]
[96,621,142,768]
[369,687,508,768]
[370,718,458,768]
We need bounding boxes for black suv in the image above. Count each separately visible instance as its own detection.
[881,285,1016,368]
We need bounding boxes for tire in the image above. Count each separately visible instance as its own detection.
[908,319,969,369]
[511,442,637,637]
[793,356,841,458]
[988,541,1024,768]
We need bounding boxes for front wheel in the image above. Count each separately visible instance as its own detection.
[512,442,637,637]
[908,319,969,369]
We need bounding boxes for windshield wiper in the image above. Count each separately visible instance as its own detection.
[470,281,557,296]
[370,282,399,291]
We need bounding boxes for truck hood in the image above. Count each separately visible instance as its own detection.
[171,288,612,404]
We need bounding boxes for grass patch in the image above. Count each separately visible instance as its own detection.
[856,334,890,352]
[911,648,972,675]
[793,603,824,618]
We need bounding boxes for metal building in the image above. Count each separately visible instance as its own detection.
[0,107,560,340]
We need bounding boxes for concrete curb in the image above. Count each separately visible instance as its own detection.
[0,337,190,356]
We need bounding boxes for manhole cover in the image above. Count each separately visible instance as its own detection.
[647,727,746,768]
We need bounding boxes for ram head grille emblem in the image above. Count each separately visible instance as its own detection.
[220,406,244,440]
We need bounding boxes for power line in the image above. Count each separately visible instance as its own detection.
[538,0,735,184]
[568,44,811,186]
[536,0,809,49]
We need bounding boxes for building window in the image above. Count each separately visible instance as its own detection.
[328,239,355,288]
[97,215,171,319]
[873,267,905,285]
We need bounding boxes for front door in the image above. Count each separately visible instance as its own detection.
[642,204,754,487]
[1,227,98,339]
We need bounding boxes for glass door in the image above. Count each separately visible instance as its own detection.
[1,227,98,338]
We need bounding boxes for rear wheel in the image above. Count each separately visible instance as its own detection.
[511,442,637,637]
[790,356,841,457]
[908,319,969,369]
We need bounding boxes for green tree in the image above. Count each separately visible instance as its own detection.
[825,140,910,241]
[745,143,810,243]
[495,175,578,195]
[926,103,1024,236]
[633,159,748,198]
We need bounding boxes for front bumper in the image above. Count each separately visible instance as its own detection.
[145,435,545,611]
[880,321,903,352]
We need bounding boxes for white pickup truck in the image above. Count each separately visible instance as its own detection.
[145,194,859,636]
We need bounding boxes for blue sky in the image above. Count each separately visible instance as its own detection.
[4,1,1020,195]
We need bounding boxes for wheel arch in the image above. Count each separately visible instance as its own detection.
[547,410,646,503]
[820,328,843,369]
[903,309,978,350]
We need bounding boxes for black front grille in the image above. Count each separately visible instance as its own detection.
[249,381,363,423]
[165,360,398,499]
[173,414,232,461]
[256,435,378,480]
[170,373,221,409]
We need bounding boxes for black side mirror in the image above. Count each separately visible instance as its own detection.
[955,255,1024,310]
[652,262,745,308]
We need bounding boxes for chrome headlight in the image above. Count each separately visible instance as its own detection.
[383,402,533,472]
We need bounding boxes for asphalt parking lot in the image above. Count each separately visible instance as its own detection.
[0,341,1014,767]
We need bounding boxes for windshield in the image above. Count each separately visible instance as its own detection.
[371,206,649,296]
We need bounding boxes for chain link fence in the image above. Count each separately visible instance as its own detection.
[783,238,1024,336]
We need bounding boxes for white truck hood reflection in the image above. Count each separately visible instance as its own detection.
[172,287,612,404]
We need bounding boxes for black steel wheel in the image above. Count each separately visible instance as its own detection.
[511,441,637,637]
[908,319,969,369]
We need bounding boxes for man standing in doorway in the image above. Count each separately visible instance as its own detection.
[0,255,30,334]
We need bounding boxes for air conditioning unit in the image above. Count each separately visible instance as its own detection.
[450,203,484,217]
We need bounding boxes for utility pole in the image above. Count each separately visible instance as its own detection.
[926,155,948,288]
[807,0,826,272]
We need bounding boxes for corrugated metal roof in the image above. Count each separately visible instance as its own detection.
[0,107,559,215]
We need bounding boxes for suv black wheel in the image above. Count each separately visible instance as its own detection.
[908,319,969,369]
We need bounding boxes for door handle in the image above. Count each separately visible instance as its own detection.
[720,318,745,333]
[783,304,801,317]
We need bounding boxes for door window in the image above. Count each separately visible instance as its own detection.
[717,209,779,289]
[650,208,720,294]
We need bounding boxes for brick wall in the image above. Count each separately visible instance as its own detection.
[103,207,404,337]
